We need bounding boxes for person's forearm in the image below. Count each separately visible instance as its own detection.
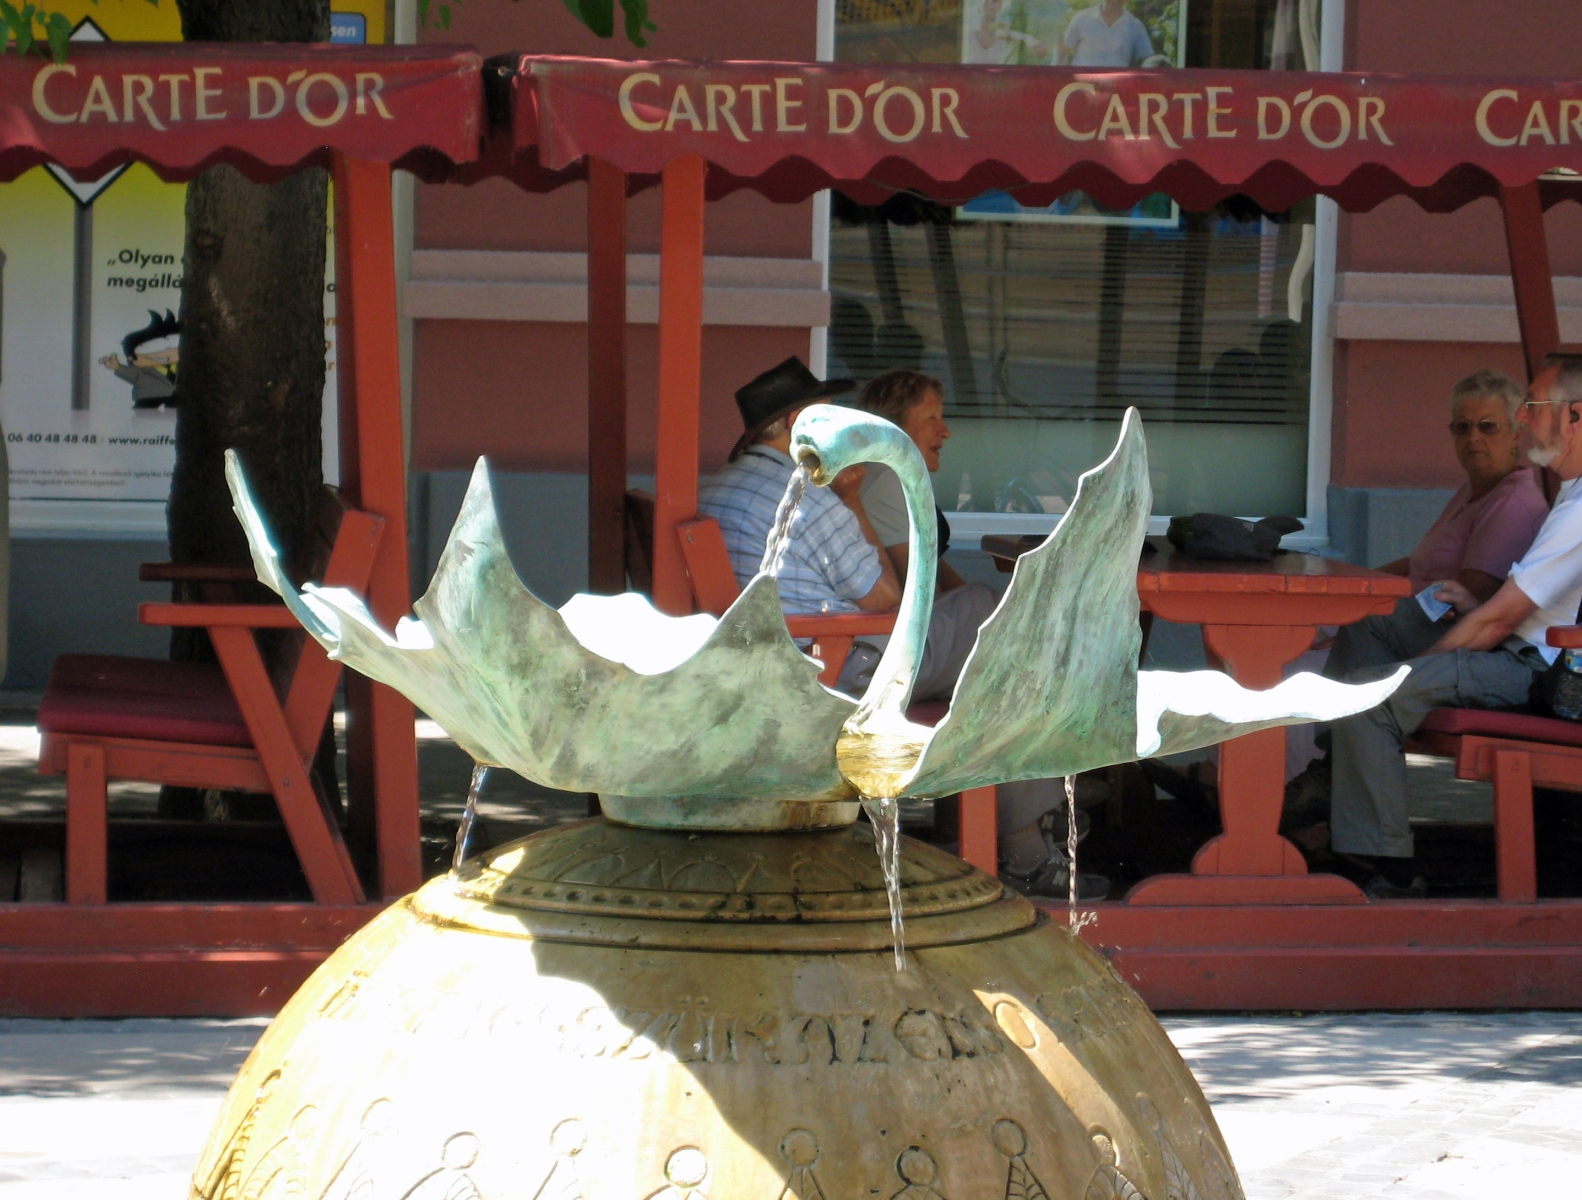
[1429,608,1519,654]
[1376,557,1410,577]
[845,497,902,598]
[1428,579,1535,654]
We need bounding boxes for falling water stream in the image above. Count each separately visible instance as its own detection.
[760,464,810,577]
[1066,775,1097,934]
[1065,775,1079,928]
[454,764,490,871]
[862,797,906,972]
[765,464,909,970]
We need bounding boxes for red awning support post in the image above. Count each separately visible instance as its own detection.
[587,158,629,594]
[651,154,707,616]
[332,153,422,899]
[1500,182,1561,381]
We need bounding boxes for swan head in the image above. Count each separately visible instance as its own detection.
[789,403,924,485]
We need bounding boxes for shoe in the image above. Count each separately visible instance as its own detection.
[1282,758,1331,825]
[1001,847,1110,901]
[1038,805,1091,846]
[1363,873,1427,900]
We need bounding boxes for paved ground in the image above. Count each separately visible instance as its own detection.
[0,1011,1576,1198]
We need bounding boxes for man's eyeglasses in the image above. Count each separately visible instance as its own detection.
[1448,419,1506,436]
[1521,398,1565,412]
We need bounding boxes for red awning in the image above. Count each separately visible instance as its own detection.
[0,43,483,183]
[504,56,1582,213]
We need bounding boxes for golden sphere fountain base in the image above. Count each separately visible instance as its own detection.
[191,820,1242,1200]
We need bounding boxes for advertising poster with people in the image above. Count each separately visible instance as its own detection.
[0,0,384,534]
[959,0,1183,226]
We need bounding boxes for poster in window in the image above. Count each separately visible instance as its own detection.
[957,0,1184,227]
[0,0,384,536]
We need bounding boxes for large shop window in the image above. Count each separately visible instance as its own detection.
[832,0,1321,522]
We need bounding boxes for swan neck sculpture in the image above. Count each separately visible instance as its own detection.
[791,407,939,796]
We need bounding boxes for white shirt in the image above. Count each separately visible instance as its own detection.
[1510,477,1582,663]
[1063,6,1154,67]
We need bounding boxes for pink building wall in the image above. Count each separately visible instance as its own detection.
[410,0,819,478]
[1335,0,1582,491]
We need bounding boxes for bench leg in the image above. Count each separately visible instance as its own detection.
[65,743,107,905]
[812,636,853,689]
[960,785,998,877]
[212,628,364,906]
[1493,748,1537,903]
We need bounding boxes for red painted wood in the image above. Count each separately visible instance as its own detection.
[0,902,377,949]
[676,518,741,616]
[0,951,331,1018]
[1500,181,1561,381]
[139,603,301,628]
[1106,945,1582,1011]
[334,153,421,900]
[588,156,629,595]
[210,627,362,906]
[1144,592,1401,626]
[282,509,383,755]
[959,786,998,877]
[40,733,271,792]
[0,902,380,1015]
[1493,748,1538,904]
[65,744,105,906]
[1125,872,1365,905]
[1056,899,1582,1007]
[652,154,707,617]
[809,636,852,688]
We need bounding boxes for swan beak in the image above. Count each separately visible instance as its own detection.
[792,445,831,486]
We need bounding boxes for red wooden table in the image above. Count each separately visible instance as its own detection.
[983,535,1411,905]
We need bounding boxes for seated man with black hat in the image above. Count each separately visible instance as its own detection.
[699,356,902,622]
[701,357,1109,901]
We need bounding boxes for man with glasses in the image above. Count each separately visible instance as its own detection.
[1329,354,1582,898]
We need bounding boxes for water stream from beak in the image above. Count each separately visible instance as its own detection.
[764,461,909,967]
[761,465,810,577]
[454,764,490,871]
[861,796,906,972]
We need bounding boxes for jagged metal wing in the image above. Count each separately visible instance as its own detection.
[897,410,1403,798]
[226,452,857,802]
[1137,667,1407,760]
[898,410,1151,798]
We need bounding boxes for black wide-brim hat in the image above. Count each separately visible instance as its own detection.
[729,356,855,461]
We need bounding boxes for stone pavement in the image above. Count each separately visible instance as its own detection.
[1,1011,1577,1198]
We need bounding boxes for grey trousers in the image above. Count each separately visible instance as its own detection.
[837,582,1055,833]
[835,582,1000,701]
[1325,596,1446,681]
[1330,642,1544,857]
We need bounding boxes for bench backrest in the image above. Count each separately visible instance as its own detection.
[677,517,743,617]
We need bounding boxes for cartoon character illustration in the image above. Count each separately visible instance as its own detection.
[100,308,179,408]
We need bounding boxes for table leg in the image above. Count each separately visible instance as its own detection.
[1127,622,1365,905]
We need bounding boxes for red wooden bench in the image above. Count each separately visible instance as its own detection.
[674,513,1000,874]
[36,491,383,908]
[1409,623,1582,904]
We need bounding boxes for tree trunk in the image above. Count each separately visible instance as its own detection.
[165,0,331,820]
[170,0,330,580]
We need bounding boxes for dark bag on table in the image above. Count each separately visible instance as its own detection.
[1166,513,1304,563]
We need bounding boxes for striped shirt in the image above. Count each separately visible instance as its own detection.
[699,445,882,615]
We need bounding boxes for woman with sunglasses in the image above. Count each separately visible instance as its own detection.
[1325,368,1549,677]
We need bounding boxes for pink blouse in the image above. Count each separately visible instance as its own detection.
[1407,467,1549,593]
